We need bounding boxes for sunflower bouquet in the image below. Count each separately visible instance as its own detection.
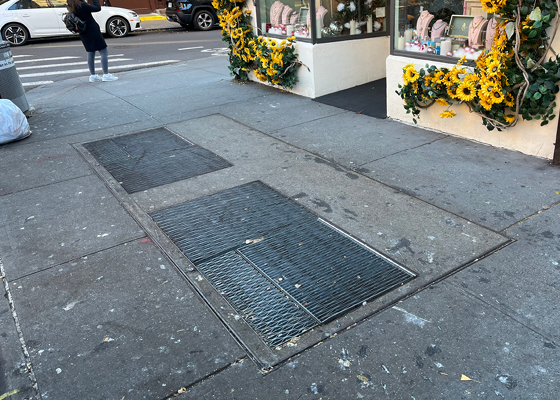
[397,0,560,130]
[213,0,304,88]
[252,36,301,88]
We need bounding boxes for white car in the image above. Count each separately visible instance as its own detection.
[0,0,141,46]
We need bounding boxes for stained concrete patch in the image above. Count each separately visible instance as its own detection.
[451,205,560,342]
[0,291,34,400]
[185,56,231,76]
[25,82,115,112]
[181,282,559,399]
[122,80,274,119]
[361,136,560,231]
[270,112,446,166]
[25,98,150,143]
[0,175,145,279]
[217,92,347,133]
[9,239,244,400]
[97,65,227,97]
[0,141,92,196]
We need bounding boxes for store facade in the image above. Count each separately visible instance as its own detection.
[247,0,391,97]
[385,0,560,159]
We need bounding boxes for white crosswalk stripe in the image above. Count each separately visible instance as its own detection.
[15,54,180,88]
[16,56,80,64]
[22,81,54,87]
[17,59,132,70]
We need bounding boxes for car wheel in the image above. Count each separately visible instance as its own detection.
[193,10,214,31]
[107,17,129,38]
[1,23,29,46]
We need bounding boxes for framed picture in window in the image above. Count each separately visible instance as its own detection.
[463,0,490,17]
[448,15,475,39]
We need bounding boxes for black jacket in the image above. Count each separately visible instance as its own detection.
[75,0,107,52]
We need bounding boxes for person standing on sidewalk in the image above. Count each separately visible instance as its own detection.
[67,0,118,82]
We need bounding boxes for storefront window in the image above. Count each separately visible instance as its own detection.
[393,0,499,60]
[258,0,387,41]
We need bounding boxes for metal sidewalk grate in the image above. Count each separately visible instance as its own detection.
[149,181,316,264]
[83,128,231,193]
[196,251,317,348]
[150,181,415,348]
[239,219,415,323]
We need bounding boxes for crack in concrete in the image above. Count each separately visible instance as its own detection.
[0,257,41,400]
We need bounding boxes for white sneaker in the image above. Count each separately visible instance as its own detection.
[102,74,118,82]
[89,74,102,82]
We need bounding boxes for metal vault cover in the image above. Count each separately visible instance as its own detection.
[150,181,415,348]
[83,128,231,193]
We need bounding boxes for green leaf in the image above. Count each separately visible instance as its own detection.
[533,92,542,100]
[539,85,548,93]
[521,6,529,14]
[505,22,515,39]
[528,30,539,39]
[529,7,542,21]
[541,120,549,126]
[533,20,543,29]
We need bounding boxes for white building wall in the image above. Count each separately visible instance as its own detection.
[248,38,390,98]
[385,55,559,159]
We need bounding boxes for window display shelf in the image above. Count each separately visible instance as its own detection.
[256,0,389,43]
[391,0,497,61]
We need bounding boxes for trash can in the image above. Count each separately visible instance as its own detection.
[0,40,29,114]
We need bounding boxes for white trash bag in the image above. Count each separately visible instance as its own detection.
[0,99,31,144]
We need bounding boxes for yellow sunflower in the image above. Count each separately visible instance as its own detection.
[457,55,467,66]
[440,111,457,118]
[481,0,503,13]
[450,68,466,83]
[489,88,505,104]
[479,95,493,111]
[464,74,480,85]
[504,92,515,107]
[404,66,420,83]
[457,81,477,102]
[442,72,456,87]
[486,59,501,77]
[447,86,459,99]
[435,98,449,106]
[476,54,488,69]
[492,33,507,51]
[505,115,515,123]
[480,82,495,97]
[433,70,446,84]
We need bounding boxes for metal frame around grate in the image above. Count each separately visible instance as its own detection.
[149,181,317,264]
[196,251,317,348]
[83,129,231,193]
[238,218,416,323]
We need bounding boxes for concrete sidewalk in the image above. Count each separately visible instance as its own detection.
[0,56,559,400]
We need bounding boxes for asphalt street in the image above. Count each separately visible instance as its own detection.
[10,29,226,89]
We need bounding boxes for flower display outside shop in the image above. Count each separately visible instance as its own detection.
[212,0,305,89]
[397,0,560,131]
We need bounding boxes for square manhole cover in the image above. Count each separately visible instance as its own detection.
[150,182,416,349]
[83,128,231,193]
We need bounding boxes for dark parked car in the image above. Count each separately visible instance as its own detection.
[165,0,217,31]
